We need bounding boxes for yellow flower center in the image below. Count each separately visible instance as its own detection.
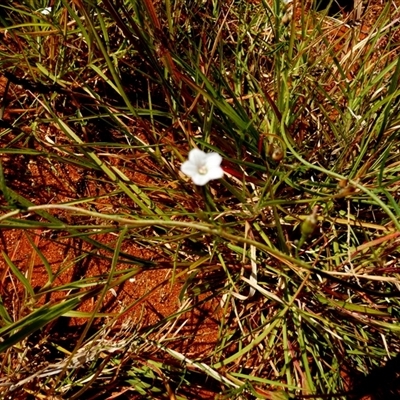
[198,165,208,175]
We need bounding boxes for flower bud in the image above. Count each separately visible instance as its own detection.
[301,206,319,238]
[271,146,284,162]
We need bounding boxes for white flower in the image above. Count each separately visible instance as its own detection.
[180,148,224,186]
[40,7,52,15]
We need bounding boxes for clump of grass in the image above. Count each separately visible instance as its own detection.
[1,0,400,399]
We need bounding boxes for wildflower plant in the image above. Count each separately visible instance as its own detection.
[180,148,224,186]
[1,0,400,399]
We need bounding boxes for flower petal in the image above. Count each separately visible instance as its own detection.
[180,160,198,177]
[205,166,224,180]
[40,7,52,14]
[188,148,207,166]
[191,173,212,186]
[205,152,222,168]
